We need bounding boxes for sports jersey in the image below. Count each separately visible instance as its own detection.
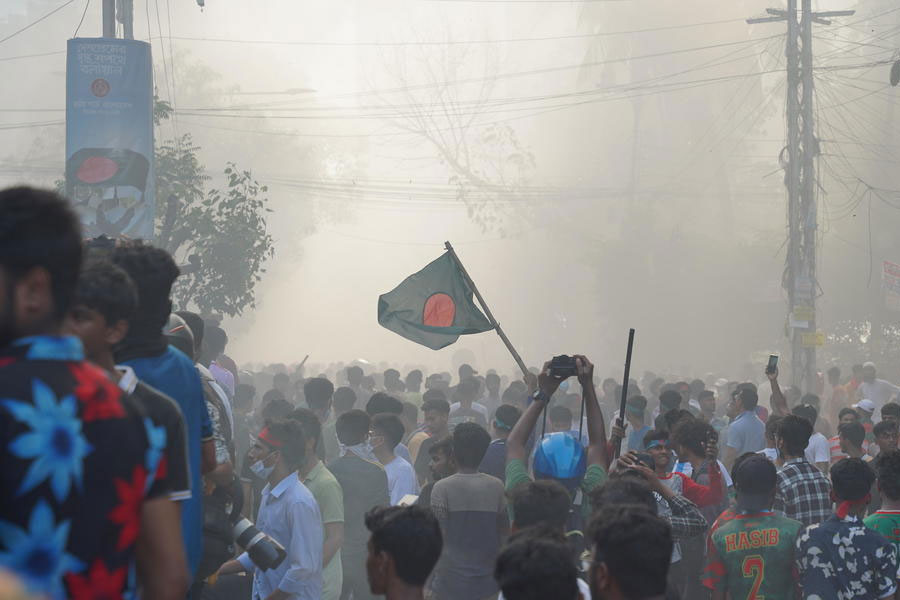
[865,510,900,555]
[703,510,802,600]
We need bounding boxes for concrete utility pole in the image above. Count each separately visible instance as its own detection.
[102,0,116,37]
[101,0,133,39]
[748,2,854,393]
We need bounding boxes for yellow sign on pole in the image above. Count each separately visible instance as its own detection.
[800,331,825,347]
[793,306,815,321]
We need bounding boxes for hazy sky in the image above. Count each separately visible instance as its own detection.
[2,0,898,379]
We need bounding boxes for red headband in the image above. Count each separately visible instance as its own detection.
[834,493,871,519]
[257,427,284,449]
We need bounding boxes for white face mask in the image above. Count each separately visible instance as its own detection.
[340,441,376,462]
[249,451,277,479]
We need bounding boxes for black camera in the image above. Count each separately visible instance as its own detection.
[549,355,578,379]
[232,517,287,571]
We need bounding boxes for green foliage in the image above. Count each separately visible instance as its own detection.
[154,101,274,317]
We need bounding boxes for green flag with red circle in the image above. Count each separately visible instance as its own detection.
[378,252,495,350]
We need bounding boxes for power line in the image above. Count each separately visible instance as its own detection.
[72,0,90,37]
[0,50,65,62]
[0,0,78,46]
[160,17,748,47]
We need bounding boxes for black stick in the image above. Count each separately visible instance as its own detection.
[613,328,636,459]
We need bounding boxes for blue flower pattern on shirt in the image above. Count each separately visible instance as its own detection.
[13,336,83,362]
[0,500,85,600]
[143,417,166,493]
[3,379,92,501]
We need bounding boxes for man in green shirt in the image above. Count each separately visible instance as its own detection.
[290,407,345,600]
[703,453,802,600]
[865,448,900,554]
[505,354,608,523]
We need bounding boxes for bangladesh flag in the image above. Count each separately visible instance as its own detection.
[378,252,495,350]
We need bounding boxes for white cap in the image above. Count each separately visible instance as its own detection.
[854,399,876,413]
[863,361,876,369]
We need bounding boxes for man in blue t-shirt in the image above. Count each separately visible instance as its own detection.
[112,243,215,581]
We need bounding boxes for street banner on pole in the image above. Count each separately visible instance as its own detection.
[66,38,155,239]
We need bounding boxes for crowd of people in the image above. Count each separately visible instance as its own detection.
[3,184,900,600]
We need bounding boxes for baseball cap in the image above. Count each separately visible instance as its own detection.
[854,399,876,414]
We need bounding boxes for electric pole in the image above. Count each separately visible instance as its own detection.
[101,0,133,39]
[748,2,854,393]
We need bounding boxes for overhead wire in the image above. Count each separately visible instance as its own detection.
[159,17,749,48]
[0,0,78,46]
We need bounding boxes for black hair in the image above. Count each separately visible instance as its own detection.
[421,395,451,415]
[366,392,404,416]
[875,449,900,501]
[485,372,500,385]
[261,395,293,423]
[671,418,713,457]
[838,421,866,448]
[659,389,682,410]
[457,376,480,398]
[365,505,443,587]
[273,372,290,385]
[882,403,900,420]
[587,505,672,599]
[265,418,306,469]
[336,409,371,446]
[175,311,205,349]
[838,407,859,421]
[0,187,83,320]
[235,383,256,407]
[765,415,783,441]
[831,457,875,502]
[346,365,364,383]
[732,453,777,495]
[429,436,453,458]
[494,530,580,600]
[643,429,668,448]
[739,386,759,411]
[452,422,491,468]
[372,413,406,450]
[776,414,813,456]
[333,386,357,412]
[406,369,423,384]
[548,405,573,426]
[288,407,322,446]
[72,259,138,325]
[827,366,841,378]
[874,420,899,438]
[204,324,227,356]
[792,403,818,426]
[589,474,657,515]
[110,242,180,338]
[664,408,694,432]
[510,480,571,530]
[698,389,715,402]
[494,404,522,431]
[304,377,335,411]
[402,401,418,423]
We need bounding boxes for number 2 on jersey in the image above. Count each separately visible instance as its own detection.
[741,554,765,600]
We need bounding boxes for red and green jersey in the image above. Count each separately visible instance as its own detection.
[865,510,900,555]
[703,510,803,600]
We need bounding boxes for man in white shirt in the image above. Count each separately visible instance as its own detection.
[794,404,830,473]
[217,419,324,600]
[859,362,900,421]
[371,414,419,505]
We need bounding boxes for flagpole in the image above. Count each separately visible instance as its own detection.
[444,241,529,377]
